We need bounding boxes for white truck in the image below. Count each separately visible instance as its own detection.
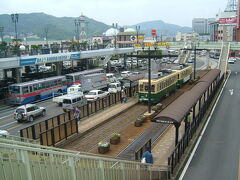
[52,84,84,106]
[108,82,121,93]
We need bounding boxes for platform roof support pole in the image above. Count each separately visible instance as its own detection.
[175,123,180,146]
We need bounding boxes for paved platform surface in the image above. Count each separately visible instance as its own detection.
[78,98,139,133]
[75,95,186,166]
[64,70,210,166]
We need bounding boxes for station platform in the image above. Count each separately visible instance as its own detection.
[62,70,211,166]
[78,97,139,134]
[65,94,184,167]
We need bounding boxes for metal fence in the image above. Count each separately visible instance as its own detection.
[40,118,78,146]
[0,139,168,180]
[20,86,138,146]
[20,110,74,140]
[167,75,224,177]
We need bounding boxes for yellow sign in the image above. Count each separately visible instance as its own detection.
[134,42,171,47]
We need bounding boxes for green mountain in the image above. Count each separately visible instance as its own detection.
[0,13,110,40]
[132,20,192,37]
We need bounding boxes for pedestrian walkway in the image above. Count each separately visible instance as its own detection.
[152,122,185,166]
[78,98,139,133]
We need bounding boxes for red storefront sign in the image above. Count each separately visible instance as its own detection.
[151,29,157,36]
[219,17,237,25]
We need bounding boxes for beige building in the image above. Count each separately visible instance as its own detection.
[175,32,199,42]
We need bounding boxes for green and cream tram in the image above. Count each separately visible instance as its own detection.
[138,72,178,104]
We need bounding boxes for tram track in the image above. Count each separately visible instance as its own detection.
[64,104,148,152]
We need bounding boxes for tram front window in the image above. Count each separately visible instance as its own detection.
[9,86,20,94]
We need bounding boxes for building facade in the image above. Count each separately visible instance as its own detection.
[192,18,215,35]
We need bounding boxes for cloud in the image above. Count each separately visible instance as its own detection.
[0,0,228,27]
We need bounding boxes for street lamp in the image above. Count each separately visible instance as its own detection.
[0,26,4,42]
[193,43,197,79]
[142,43,152,113]
[74,19,81,51]
[11,14,19,40]
[112,23,118,48]
[43,27,49,46]
[74,19,80,41]
[136,26,140,44]
[136,26,140,67]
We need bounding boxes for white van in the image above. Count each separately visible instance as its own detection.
[108,82,121,93]
[121,71,131,77]
[106,73,117,83]
[62,94,87,112]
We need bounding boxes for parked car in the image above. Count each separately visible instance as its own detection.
[85,90,109,101]
[121,71,131,77]
[228,58,235,64]
[0,129,9,137]
[14,104,46,122]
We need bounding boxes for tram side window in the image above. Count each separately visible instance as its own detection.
[151,85,155,92]
[140,84,144,91]
[22,86,29,94]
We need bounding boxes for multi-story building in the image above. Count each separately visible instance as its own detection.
[192,18,215,35]
[175,32,199,42]
[216,10,237,42]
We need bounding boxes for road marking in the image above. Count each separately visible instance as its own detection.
[179,72,231,180]
[0,114,12,120]
[229,89,234,95]
[0,121,16,128]
[6,123,23,131]
[238,152,240,180]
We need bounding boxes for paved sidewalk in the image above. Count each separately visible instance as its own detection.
[152,121,185,166]
[78,98,139,133]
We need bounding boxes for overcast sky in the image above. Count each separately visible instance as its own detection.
[1,0,228,27]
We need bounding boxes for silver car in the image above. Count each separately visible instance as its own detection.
[14,104,46,122]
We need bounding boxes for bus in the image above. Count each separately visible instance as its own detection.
[65,68,105,85]
[65,68,108,92]
[8,76,67,105]
[209,51,220,59]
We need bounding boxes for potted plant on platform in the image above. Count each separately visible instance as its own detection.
[134,118,142,127]
[98,141,110,154]
[138,115,147,123]
[152,103,163,114]
[134,115,146,127]
[110,133,121,145]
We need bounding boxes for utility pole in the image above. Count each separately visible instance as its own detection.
[148,47,151,113]
[11,14,19,40]
[0,26,4,42]
[112,23,118,48]
[136,26,140,67]
[44,27,49,46]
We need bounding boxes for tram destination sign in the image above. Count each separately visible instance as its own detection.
[19,53,80,66]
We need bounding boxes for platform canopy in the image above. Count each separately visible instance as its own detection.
[152,81,210,126]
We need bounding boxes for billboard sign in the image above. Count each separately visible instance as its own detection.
[151,29,157,36]
[19,53,80,66]
[219,17,237,25]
